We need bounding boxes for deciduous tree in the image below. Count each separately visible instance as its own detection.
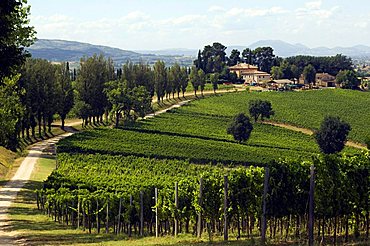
[189,67,199,97]
[210,73,219,94]
[227,113,253,143]
[315,116,351,154]
[55,62,74,130]
[303,64,316,85]
[0,0,36,81]
[249,99,274,122]
[336,70,360,89]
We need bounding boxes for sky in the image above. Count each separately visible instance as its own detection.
[27,0,370,50]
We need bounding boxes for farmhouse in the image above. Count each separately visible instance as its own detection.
[269,79,294,90]
[229,63,271,84]
[316,73,336,87]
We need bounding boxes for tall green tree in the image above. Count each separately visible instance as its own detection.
[104,80,126,127]
[189,67,199,97]
[0,75,24,150]
[242,48,253,64]
[227,113,254,143]
[249,99,274,122]
[210,73,219,94]
[336,70,360,89]
[20,59,58,135]
[75,54,109,124]
[180,67,188,97]
[153,60,167,103]
[290,64,300,83]
[253,47,275,73]
[270,66,283,80]
[0,0,36,81]
[0,0,35,149]
[315,116,351,154]
[170,63,182,99]
[131,86,152,118]
[198,69,206,96]
[228,49,241,66]
[165,67,173,99]
[55,62,74,130]
[303,64,316,85]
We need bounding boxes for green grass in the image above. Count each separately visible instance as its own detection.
[0,146,18,179]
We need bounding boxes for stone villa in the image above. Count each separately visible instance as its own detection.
[229,63,271,84]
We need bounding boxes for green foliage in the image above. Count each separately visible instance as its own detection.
[189,67,200,96]
[285,54,353,76]
[198,69,206,95]
[75,54,112,119]
[57,95,324,166]
[248,99,274,122]
[227,49,241,66]
[252,47,276,73]
[336,70,360,89]
[20,58,58,135]
[303,64,316,84]
[153,60,167,102]
[365,138,370,150]
[0,75,24,149]
[188,90,368,144]
[270,66,283,80]
[55,62,74,129]
[209,73,219,93]
[0,0,36,80]
[40,151,369,239]
[315,116,351,154]
[227,113,253,143]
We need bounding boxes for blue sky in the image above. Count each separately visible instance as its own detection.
[28,0,370,50]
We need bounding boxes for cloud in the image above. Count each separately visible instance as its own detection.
[226,6,287,17]
[305,0,322,10]
[208,6,224,13]
[120,11,150,23]
[296,1,339,20]
[33,14,73,23]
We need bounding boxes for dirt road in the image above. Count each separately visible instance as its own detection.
[264,121,367,150]
[0,125,79,245]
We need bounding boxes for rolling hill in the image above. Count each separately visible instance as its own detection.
[27,39,194,66]
[27,39,370,67]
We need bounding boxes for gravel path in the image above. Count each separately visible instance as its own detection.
[264,121,367,150]
[0,125,79,245]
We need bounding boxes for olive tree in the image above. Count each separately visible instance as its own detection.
[315,116,351,154]
[227,113,253,143]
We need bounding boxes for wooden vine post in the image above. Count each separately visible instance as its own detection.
[106,197,109,234]
[308,165,315,246]
[129,195,133,237]
[117,197,122,235]
[155,187,159,238]
[224,175,229,241]
[197,178,203,238]
[96,199,100,233]
[174,182,179,237]
[140,191,144,236]
[77,195,80,229]
[261,166,269,245]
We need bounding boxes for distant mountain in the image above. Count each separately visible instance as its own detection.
[135,48,197,57]
[28,39,370,67]
[27,39,194,66]
[227,40,370,58]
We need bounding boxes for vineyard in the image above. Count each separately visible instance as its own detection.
[38,89,369,244]
[182,89,370,143]
[38,153,369,244]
